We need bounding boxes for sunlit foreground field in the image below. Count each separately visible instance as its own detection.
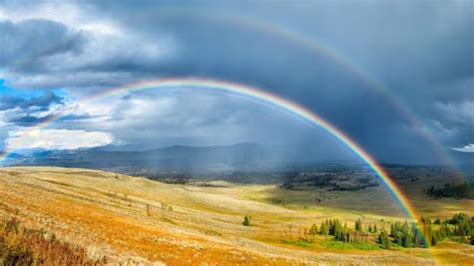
[0,167,472,265]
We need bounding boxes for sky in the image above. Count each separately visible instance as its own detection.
[0,0,472,165]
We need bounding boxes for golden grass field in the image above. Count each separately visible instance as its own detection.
[0,167,472,265]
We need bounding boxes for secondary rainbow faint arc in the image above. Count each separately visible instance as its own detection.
[1,78,426,228]
[140,8,456,170]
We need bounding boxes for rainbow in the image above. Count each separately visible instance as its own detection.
[1,78,428,227]
[1,77,439,263]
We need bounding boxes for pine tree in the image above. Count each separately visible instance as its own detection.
[319,222,329,235]
[431,230,441,245]
[401,221,409,236]
[243,216,251,226]
[309,224,318,235]
[332,219,342,237]
[390,222,398,237]
[412,224,421,247]
[422,216,432,225]
[355,219,362,232]
[402,232,412,247]
[378,229,390,249]
[395,231,403,246]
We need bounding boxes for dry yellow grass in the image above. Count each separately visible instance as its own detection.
[0,167,472,265]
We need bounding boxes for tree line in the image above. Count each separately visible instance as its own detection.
[424,181,474,199]
[308,218,372,243]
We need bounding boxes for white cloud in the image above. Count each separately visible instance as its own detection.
[0,1,122,36]
[6,129,113,150]
[422,119,458,139]
[0,113,6,127]
[434,101,474,126]
[451,143,474,153]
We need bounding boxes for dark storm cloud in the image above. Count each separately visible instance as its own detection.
[70,2,471,163]
[0,19,85,71]
[6,113,55,126]
[80,0,473,83]
[0,91,64,111]
[0,0,472,164]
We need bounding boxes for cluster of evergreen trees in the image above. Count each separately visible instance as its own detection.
[449,213,473,239]
[389,221,426,248]
[304,213,473,250]
[382,213,474,249]
[425,182,474,199]
[367,224,378,233]
[308,218,371,243]
[425,213,473,245]
[312,219,350,242]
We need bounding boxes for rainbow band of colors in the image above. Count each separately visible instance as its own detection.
[0,77,431,249]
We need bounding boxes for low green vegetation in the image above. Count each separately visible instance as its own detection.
[320,240,380,250]
[281,239,313,248]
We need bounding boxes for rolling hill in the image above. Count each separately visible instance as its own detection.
[0,167,472,264]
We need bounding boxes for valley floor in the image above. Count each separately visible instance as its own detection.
[0,167,472,265]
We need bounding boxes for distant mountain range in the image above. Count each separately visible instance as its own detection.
[3,143,473,178]
[3,143,347,174]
